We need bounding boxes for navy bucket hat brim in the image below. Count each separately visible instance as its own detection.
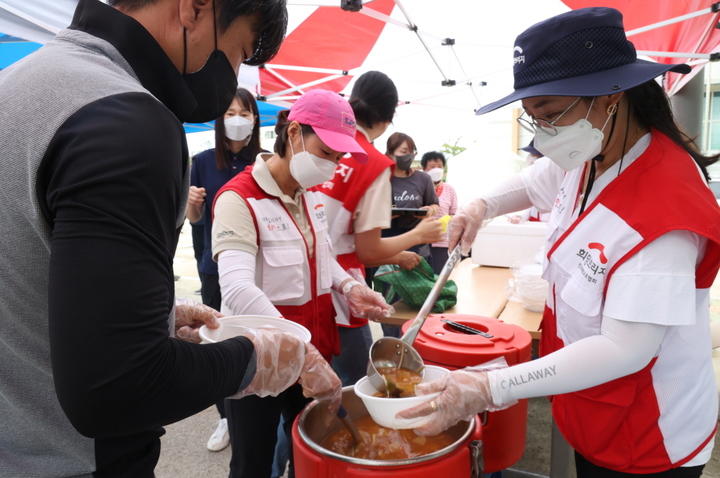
[476,7,691,115]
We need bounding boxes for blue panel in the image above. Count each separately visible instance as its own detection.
[0,41,41,69]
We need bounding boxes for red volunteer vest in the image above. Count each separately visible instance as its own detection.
[317,131,394,326]
[539,131,720,472]
[217,168,339,360]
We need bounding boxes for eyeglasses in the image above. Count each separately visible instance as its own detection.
[516,97,581,136]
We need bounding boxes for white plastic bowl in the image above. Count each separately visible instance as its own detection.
[354,365,449,429]
[199,315,311,344]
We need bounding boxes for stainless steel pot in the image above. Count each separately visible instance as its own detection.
[296,386,483,470]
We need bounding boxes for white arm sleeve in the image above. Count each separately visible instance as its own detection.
[478,157,563,220]
[488,316,667,406]
[217,249,282,317]
[478,174,532,220]
[331,259,354,291]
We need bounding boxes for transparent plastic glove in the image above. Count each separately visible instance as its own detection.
[447,198,488,255]
[345,282,395,321]
[230,326,307,399]
[299,344,342,414]
[395,358,516,436]
[174,297,222,343]
[411,217,444,245]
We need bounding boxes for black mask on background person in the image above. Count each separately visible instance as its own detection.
[182,1,239,123]
[395,153,415,171]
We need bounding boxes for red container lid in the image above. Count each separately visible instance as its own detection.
[403,314,533,369]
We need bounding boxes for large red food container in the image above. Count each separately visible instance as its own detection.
[403,314,533,473]
[293,386,484,477]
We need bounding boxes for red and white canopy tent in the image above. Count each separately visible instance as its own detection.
[565,0,720,97]
[2,0,719,154]
[236,0,720,158]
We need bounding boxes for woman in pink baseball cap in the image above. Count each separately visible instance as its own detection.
[210,89,390,478]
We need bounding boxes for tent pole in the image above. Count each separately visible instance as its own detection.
[703,63,713,153]
[637,51,716,60]
[0,1,61,35]
[358,5,445,42]
[626,5,718,37]
[263,64,346,75]
[265,74,346,99]
[448,45,481,109]
[264,68,304,91]
[669,10,720,97]
[392,0,453,84]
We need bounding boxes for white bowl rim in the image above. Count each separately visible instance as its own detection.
[199,315,311,344]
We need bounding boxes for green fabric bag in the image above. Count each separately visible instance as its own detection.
[372,258,458,312]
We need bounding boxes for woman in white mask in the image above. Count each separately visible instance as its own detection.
[211,89,392,478]
[186,88,263,453]
[421,151,458,275]
[398,7,720,478]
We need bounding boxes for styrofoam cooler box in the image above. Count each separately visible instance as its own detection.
[472,217,548,267]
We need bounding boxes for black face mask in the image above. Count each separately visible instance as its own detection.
[395,153,415,171]
[182,2,239,123]
[183,49,238,123]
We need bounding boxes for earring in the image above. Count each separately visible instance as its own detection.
[607,104,618,116]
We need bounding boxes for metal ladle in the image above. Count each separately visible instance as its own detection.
[366,245,463,395]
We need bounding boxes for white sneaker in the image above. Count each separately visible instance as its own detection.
[207,418,230,452]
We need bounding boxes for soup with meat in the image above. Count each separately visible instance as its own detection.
[373,366,423,398]
[321,414,455,460]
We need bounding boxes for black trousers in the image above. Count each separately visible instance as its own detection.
[190,221,204,277]
[200,272,222,312]
[225,384,310,478]
[574,452,705,478]
[429,246,448,275]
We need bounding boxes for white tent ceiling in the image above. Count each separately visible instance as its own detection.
[3,0,718,186]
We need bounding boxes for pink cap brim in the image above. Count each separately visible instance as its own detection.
[313,127,369,164]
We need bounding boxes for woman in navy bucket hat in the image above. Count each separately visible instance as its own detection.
[398,7,720,477]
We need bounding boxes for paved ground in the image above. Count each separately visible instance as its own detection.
[156,220,720,477]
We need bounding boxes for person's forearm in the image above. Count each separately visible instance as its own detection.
[331,260,354,291]
[50,213,252,438]
[185,202,203,223]
[355,229,422,265]
[488,317,666,406]
[218,250,281,317]
[362,251,409,268]
[478,174,533,220]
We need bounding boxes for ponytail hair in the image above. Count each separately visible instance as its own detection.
[273,110,316,157]
[349,71,398,129]
[625,80,719,182]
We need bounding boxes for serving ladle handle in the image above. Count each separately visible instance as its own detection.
[400,245,464,345]
[366,245,464,394]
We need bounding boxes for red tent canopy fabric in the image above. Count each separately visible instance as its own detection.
[259,0,396,99]
[562,0,720,94]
